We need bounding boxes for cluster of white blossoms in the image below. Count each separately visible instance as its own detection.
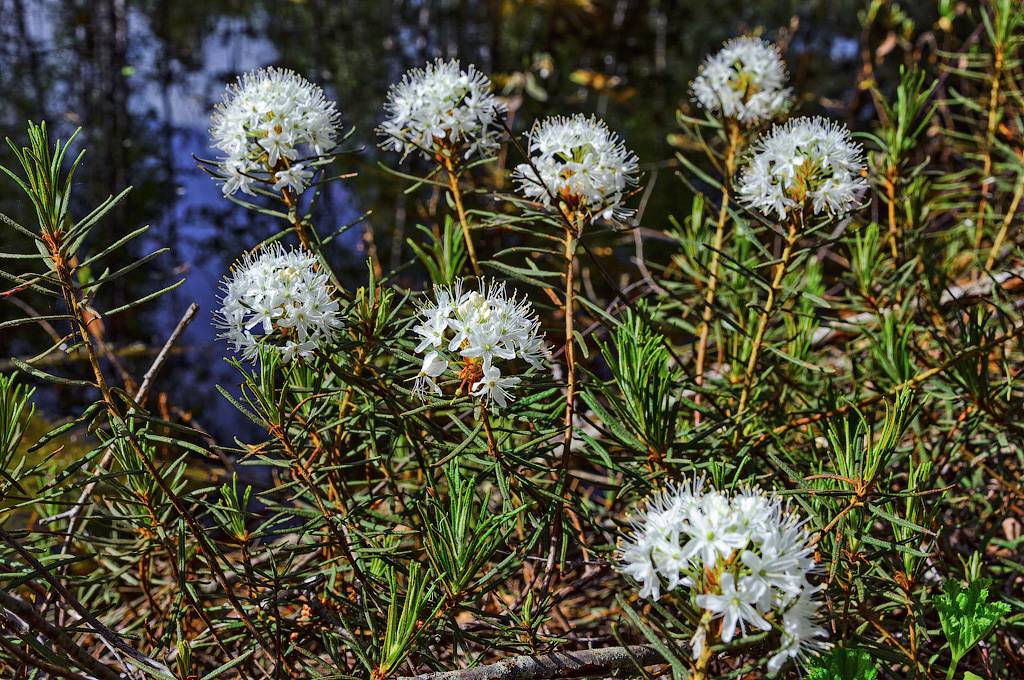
[215,245,342,363]
[210,67,341,197]
[618,479,828,675]
[411,279,546,409]
[513,114,640,222]
[378,58,505,161]
[692,37,792,125]
[736,116,868,220]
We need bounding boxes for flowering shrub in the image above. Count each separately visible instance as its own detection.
[1,4,1022,680]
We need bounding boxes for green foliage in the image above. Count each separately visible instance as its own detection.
[0,373,33,475]
[935,577,1011,678]
[593,303,681,459]
[408,217,468,286]
[210,474,253,543]
[420,465,517,600]
[0,2,1022,678]
[807,647,879,680]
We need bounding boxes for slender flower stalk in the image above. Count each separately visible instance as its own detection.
[480,405,500,457]
[694,119,741,423]
[441,152,482,275]
[734,212,802,421]
[733,117,866,424]
[560,211,581,473]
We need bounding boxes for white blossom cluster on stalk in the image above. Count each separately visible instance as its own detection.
[736,116,868,220]
[377,58,505,161]
[210,67,340,197]
[691,37,792,125]
[411,279,546,409]
[618,478,828,675]
[214,245,342,363]
[513,114,639,222]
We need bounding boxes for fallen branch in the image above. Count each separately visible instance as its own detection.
[396,644,663,680]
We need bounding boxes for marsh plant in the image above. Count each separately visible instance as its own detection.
[1,3,1023,679]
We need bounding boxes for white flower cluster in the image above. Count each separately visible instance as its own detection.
[737,116,868,220]
[378,58,505,161]
[618,479,828,675]
[692,37,792,125]
[514,114,639,222]
[210,67,340,197]
[215,245,342,363]
[411,279,546,409]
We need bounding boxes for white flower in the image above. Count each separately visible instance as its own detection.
[214,244,342,362]
[413,351,448,396]
[273,163,313,193]
[767,589,830,675]
[736,116,868,220]
[378,58,505,161]
[210,67,340,196]
[470,364,521,409]
[692,37,792,124]
[513,114,639,222]
[410,278,546,409]
[680,491,749,564]
[695,572,772,643]
[617,479,827,674]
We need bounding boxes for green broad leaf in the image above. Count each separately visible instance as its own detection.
[935,577,1011,663]
[807,647,879,680]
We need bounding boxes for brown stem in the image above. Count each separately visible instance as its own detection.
[975,39,1005,252]
[986,172,1023,271]
[561,223,578,463]
[481,405,499,457]
[734,214,802,427]
[280,186,314,252]
[543,213,581,588]
[694,119,741,424]
[49,253,276,660]
[442,153,482,276]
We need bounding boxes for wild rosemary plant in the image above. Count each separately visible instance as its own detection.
[1,3,1023,680]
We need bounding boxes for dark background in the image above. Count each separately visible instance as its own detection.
[0,0,936,441]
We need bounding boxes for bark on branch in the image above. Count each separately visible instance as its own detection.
[396,644,663,680]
